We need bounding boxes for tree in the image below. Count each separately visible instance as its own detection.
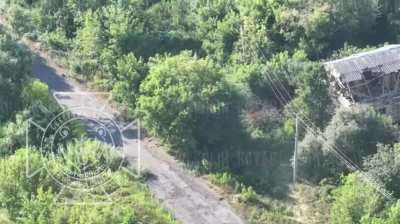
[5,5,33,36]
[0,143,175,224]
[324,106,398,166]
[329,44,376,60]
[19,187,56,224]
[364,144,400,198]
[297,133,327,183]
[361,201,400,224]
[300,2,335,59]
[233,0,277,64]
[330,173,385,224]
[70,10,105,77]
[329,0,380,46]
[298,106,398,183]
[22,80,58,108]
[378,0,400,42]
[0,113,27,157]
[0,34,32,122]
[0,149,56,218]
[236,51,306,107]
[111,53,147,118]
[196,0,239,64]
[138,52,241,155]
[288,62,333,129]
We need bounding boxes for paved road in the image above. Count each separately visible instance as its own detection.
[30,45,245,224]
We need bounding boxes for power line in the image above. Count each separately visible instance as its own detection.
[257,46,394,200]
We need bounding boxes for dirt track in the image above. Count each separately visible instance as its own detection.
[28,42,245,224]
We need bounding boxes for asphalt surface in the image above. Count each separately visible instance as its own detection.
[30,46,245,224]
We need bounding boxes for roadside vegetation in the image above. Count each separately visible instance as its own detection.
[2,0,400,223]
[0,28,176,224]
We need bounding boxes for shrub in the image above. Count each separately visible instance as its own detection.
[209,172,244,193]
[298,106,399,183]
[0,34,32,122]
[0,113,27,156]
[5,5,33,36]
[240,186,258,204]
[22,81,58,108]
[0,209,13,224]
[41,29,70,51]
[297,133,327,183]
[138,52,242,155]
[59,139,124,175]
[330,173,385,224]
[364,143,400,198]
[111,53,147,119]
[0,149,57,218]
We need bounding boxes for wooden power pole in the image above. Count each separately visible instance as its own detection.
[138,119,141,175]
[293,114,299,184]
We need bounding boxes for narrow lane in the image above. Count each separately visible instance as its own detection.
[31,48,245,224]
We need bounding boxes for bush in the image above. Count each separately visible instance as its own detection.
[330,173,385,224]
[0,113,27,157]
[59,139,124,175]
[5,5,33,36]
[364,143,400,198]
[298,106,399,183]
[240,186,258,204]
[70,10,104,78]
[288,61,333,129]
[0,34,32,122]
[324,106,398,168]
[361,201,400,224]
[0,209,13,224]
[0,145,176,224]
[41,29,70,51]
[297,133,327,183]
[0,149,57,218]
[209,172,245,193]
[138,52,242,155]
[22,81,58,108]
[111,53,147,119]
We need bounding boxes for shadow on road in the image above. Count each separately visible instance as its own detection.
[33,54,74,92]
[80,117,124,147]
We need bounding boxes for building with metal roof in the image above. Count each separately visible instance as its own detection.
[324,45,400,120]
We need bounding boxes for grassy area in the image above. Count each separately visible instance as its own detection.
[208,172,332,224]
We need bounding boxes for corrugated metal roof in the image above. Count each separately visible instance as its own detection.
[324,45,400,83]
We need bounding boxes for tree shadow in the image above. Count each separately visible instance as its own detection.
[32,54,74,92]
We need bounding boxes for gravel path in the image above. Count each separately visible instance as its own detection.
[29,43,245,224]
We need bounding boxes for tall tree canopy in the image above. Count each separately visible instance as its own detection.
[138,52,242,154]
[0,34,32,122]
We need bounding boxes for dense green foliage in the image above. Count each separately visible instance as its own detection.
[3,0,400,223]
[298,106,399,183]
[0,145,176,224]
[364,144,400,198]
[0,30,175,224]
[0,34,32,121]
[329,173,386,224]
[138,52,242,156]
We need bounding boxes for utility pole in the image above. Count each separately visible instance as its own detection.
[138,119,141,176]
[293,114,299,184]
